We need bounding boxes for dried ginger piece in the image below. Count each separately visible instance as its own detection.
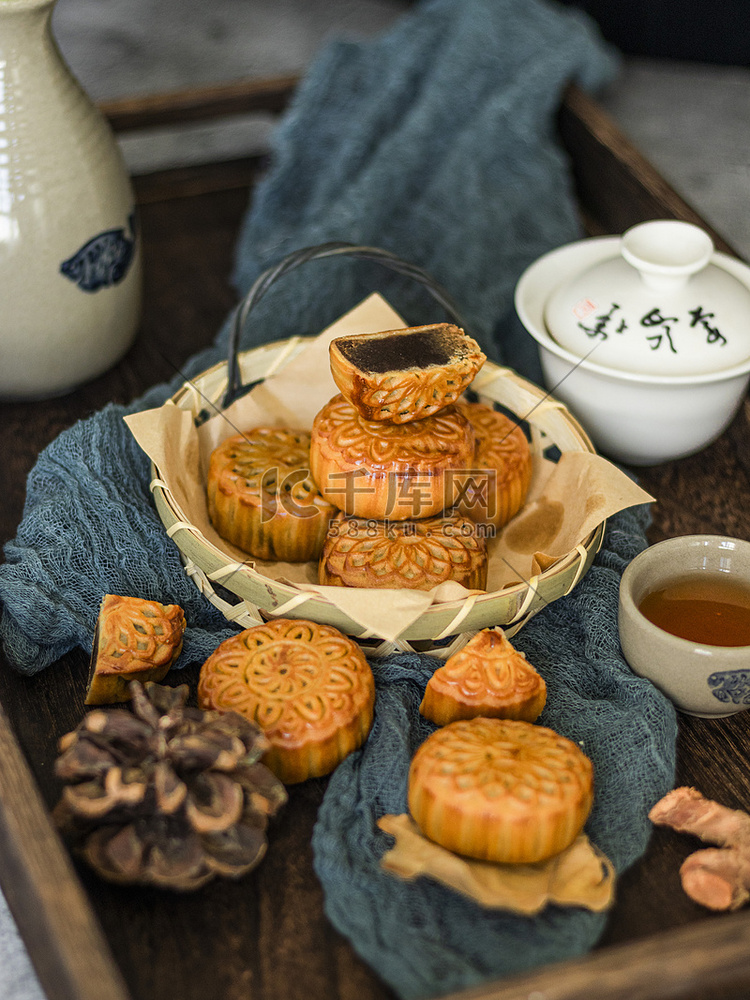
[377,813,614,915]
[680,849,750,912]
[649,786,750,911]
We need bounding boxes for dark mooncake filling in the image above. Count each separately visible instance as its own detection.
[335,325,471,374]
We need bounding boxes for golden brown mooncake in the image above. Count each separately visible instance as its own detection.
[197,619,375,785]
[310,395,475,521]
[207,427,337,562]
[329,323,486,424]
[408,717,594,865]
[419,627,546,725]
[319,511,488,591]
[86,595,186,704]
[455,402,532,531]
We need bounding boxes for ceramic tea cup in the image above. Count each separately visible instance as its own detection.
[618,535,750,717]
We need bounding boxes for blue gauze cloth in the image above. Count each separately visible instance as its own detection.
[0,1,678,998]
[313,504,677,998]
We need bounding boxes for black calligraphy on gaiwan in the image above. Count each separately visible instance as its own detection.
[578,300,729,354]
[59,212,137,292]
[577,302,627,340]
[641,306,678,353]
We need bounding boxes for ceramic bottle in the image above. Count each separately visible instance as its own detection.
[0,0,141,399]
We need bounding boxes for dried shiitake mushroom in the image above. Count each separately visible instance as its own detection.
[53,680,287,890]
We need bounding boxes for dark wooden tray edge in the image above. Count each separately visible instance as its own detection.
[0,698,130,1000]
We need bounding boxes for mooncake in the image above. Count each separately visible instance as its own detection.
[197,619,375,785]
[408,717,594,864]
[310,395,475,520]
[419,627,546,724]
[329,323,486,423]
[85,594,186,704]
[207,427,337,562]
[319,511,488,591]
[455,402,532,530]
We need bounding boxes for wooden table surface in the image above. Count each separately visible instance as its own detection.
[1,83,750,1000]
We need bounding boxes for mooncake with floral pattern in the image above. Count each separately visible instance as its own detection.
[310,395,475,521]
[86,594,186,704]
[419,627,546,724]
[329,324,486,423]
[207,427,336,562]
[197,619,375,785]
[455,402,532,530]
[408,717,594,864]
[318,510,487,591]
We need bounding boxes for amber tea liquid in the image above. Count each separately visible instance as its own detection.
[638,574,750,647]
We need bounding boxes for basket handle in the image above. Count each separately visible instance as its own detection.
[223,241,471,408]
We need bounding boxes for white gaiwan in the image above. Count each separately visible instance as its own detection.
[515,220,750,465]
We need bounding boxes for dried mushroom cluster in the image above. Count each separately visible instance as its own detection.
[53,680,287,890]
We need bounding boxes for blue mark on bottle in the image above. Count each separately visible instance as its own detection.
[60,211,137,292]
[708,670,750,705]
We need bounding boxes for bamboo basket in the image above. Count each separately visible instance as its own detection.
[151,243,605,658]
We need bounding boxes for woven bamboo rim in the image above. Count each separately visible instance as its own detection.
[151,337,604,659]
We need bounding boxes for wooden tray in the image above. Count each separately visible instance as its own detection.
[1,74,750,1000]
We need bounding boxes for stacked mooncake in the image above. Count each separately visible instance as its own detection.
[314,324,530,591]
[205,323,532,593]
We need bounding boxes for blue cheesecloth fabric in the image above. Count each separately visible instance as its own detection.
[312,503,678,998]
[0,1,678,998]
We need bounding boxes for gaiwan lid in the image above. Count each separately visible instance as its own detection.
[544,220,750,376]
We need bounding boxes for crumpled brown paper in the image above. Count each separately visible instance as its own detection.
[125,294,654,642]
[377,813,615,914]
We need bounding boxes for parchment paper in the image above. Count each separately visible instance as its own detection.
[125,295,653,641]
[377,814,615,915]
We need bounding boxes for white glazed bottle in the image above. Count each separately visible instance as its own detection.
[0,0,142,399]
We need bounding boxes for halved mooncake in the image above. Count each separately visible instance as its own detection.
[455,402,532,530]
[310,395,475,520]
[197,619,375,785]
[319,511,488,591]
[207,427,337,562]
[329,324,486,424]
[419,627,546,724]
[86,595,186,704]
[408,717,594,864]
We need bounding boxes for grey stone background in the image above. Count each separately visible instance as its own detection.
[3,1,750,998]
